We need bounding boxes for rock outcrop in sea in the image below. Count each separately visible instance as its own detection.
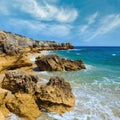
[35,54,86,71]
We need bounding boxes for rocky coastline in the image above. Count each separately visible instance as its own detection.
[0,30,86,119]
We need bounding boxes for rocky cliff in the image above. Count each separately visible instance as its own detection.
[0,30,73,55]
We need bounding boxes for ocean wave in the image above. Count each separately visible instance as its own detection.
[112,53,116,56]
[85,64,95,71]
[30,57,35,62]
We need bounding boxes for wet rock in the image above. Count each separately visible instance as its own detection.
[35,54,64,71]
[35,54,86,71]
[61,58,86,71]
[6,93,40,120]
[2,70,37,94]
[35,76,75,114]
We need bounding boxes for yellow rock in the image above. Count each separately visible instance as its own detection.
[6,93,40,120]
[0,88,10,117]
[0,111,5,120]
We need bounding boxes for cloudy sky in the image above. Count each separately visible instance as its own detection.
[0,0,120,46]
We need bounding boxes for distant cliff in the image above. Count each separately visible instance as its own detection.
[0,30,73,55]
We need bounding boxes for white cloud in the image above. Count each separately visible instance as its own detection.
[80,12,98,33]
[79,13,120,42]
[87,12,98,24]
[4,0,78,23]
[86,14,120,41]
[0,1,10,15]
[8,19,72,38]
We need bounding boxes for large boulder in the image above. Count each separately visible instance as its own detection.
[6,93,40,120]
[61,58,86,71]
[2,70,37,94]
[35,54,86,71]
[35,54,64,71]
[35,76,75,114]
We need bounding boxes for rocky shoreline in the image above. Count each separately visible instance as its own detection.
[0,30,86,120]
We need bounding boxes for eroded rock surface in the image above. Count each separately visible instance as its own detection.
[35,54,86,71]
[0,30,23,55]
[2,70,37,94]
[1,70,76,117]
[35,54,64,71]
[35,76,75,114]
[6,93,40,120]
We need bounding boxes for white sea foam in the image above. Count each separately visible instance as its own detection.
[112,53,116,56]
[76,53,80,55]
[30,57,35,62]
[85,64,95,71]
[39,71,49,75]
[41,50,51,55]
[6,113,24,120]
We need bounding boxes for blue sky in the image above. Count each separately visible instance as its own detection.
[0,0,120,46]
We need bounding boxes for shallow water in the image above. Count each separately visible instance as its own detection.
[40,47,120,120]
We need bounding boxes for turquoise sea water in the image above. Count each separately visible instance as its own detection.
[40,47,120,120]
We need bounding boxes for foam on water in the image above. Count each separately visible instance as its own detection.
[112,53,116,56]
[84,64,95,71]
[48,81,120,120]
[30,57,35,62]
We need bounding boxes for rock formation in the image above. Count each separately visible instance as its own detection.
[35,76,75,114]
[0,88,10,117]
[35,54,64,71]
[1,70,75,118]
[35,54,86,71]
[61,58,86,71]
[0,54,33,74]
[6,93,40,120]
[1,30,74,53]
[2,70,38,94]
[0,30,23,55]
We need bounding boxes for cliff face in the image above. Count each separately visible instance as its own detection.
[1,30,74,54]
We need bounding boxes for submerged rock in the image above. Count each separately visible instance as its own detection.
[2,70,37,94]
[6,93,40,120]
[35,76,75,114]
[35,54,86,71]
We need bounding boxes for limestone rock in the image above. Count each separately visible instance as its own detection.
[2,70,37,94]
[0,88,10,117]
[0,111,5,120]
[6,93,40,120]
[35,54,86,71]
[0,88,8,106]
[35,54,64,71]
[0,30,23,55]
[35,76,75,114]
[61,58,86,71]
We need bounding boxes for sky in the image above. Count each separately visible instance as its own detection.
[0,0,120,46]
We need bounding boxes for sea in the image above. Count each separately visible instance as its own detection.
[39,47,120,120]
[7,47,120,120]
